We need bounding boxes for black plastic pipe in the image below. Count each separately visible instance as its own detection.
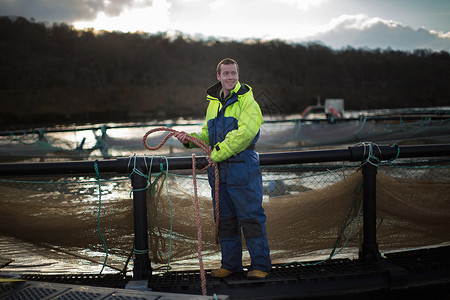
[130,156,152,280]
[1,144,449,176]
[360,161,382,263]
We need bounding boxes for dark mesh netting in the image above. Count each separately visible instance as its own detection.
[0,160,449,272]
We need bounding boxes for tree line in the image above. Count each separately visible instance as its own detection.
[1,16,449,129]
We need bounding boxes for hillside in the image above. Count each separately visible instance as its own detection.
[1,16,449,129]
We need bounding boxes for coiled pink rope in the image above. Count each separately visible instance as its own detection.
[143,127,220,296]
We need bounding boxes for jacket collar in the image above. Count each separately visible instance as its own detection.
[206,81,242,101]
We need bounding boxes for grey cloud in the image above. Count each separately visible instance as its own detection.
[298,17,450,52]
[0,0,152,23]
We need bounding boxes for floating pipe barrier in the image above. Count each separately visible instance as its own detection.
[1,144,449,176]
[1,109,449,137]
[1,144,449,280]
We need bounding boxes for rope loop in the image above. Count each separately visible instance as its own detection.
[356,142,382,167]
[387,143,400,164]
[134,248,150,255]
[143,127,215,171]
[128,154,151,197]
[143,127,219,296]
[143,127,220,243]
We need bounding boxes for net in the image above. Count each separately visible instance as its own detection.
[0,160,449,272]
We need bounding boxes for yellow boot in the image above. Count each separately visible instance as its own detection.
[247,270,269,279]
[211,268,233,278]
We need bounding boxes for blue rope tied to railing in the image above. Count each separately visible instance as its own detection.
[94,160,108,274]
[357,142,382,167]
[356,142,401,166]
[387,143,400,164]
[155,157,174,273]
[127,154,174,272]
[128,154,151,197]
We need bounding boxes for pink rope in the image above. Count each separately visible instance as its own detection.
[192,153,207,295]
[143,127,221,296]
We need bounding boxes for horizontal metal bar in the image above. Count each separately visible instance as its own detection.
[0,144,449,177]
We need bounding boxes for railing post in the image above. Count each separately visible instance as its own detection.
[359,160,382,263]
[130,157,152,280]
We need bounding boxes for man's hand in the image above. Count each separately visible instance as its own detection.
[173,131,190,147]
[206,154,215,165]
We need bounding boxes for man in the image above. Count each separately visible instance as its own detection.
[176,58,271,279]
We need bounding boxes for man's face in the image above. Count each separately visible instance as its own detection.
[217,63,239,95]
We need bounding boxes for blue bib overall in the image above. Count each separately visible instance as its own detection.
[207,92,271,273]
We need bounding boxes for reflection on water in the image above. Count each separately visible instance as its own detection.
[0,122,207,161]
[2,108,450,162]
[0,170,363,276]
[0,235,120,274]
[2,168,448,277]
[0,234,361,276]
[0,175,136,275]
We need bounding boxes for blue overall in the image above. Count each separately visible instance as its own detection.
[207,92,271,273]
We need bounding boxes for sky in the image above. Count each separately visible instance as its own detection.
[2,0,450,52]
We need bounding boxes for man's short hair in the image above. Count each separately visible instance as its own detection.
[216,58,239,75]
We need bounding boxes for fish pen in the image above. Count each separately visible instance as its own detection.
[1,107,449,159]
[0,143,449,299]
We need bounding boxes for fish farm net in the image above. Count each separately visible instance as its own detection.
[0,159,449,273]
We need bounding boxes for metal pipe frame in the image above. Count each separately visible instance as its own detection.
[1,144,449,176]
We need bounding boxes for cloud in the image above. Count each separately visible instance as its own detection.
[298,14,450,52]
[280,0,328,12]
[168,0,329,40]
[74,0,167,32]
[2,0,449,52]
[0,0,152,22]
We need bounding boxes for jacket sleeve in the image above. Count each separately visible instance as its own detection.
[211,90,263,162]
[187,121,209,148]
[185,103,214,149]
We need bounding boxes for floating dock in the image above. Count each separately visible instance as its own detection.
[1,245,449,299]
[147,245,450,299]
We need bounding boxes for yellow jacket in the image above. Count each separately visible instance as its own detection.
[188,81,263,162]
